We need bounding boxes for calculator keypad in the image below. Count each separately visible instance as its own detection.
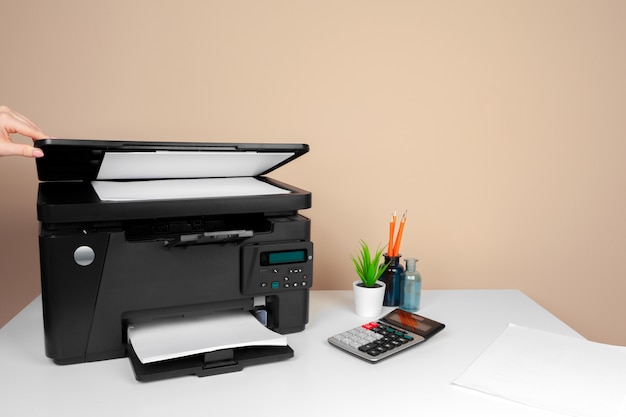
[328,321,426,363]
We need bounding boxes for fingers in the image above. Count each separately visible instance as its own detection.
[0,106,50,140]
[0,141,44,158]
[0,105,49,158]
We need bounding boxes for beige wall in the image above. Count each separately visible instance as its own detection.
[2,1,625,345]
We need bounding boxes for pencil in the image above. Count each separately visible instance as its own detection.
[392,211,406,256]
[388,210,396,256]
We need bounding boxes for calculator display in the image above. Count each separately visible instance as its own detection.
[381,309,445,339]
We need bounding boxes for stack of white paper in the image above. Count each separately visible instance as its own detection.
[127,311,288,364]
[454,324,626,417]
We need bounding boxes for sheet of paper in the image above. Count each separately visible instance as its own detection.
[92,177,290,201]
[453,324,626,417]
[97,151,294,180]
[127,310,288,364]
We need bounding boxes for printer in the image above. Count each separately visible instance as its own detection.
[34,139,313,381]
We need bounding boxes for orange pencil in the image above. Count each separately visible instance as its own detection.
[388,210,396,256]
[392,211,406,256]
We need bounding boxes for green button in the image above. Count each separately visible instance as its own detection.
[271,282,280,289]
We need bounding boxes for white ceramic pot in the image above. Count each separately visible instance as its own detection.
[353,280,386,317]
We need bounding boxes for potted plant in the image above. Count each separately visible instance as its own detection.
[351,240,390,317]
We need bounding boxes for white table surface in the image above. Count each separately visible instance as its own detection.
[0,289,582,417]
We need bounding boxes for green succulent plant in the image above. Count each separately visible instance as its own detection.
[351,240,390,287]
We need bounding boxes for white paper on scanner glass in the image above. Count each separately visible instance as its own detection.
[96,151,295,180]
[92,177,290,201]
[453,324,626,417]
[127,311,288,364]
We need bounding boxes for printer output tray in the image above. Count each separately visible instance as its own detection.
[128,344,294,382]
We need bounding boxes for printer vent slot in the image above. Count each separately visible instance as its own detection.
[124,214,271,243]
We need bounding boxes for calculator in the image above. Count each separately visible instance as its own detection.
[327,308,445,363]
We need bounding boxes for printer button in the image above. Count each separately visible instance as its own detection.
[74,246,96,267]
[271,282,280,289]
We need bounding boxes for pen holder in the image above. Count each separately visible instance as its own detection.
[380,254,404,306]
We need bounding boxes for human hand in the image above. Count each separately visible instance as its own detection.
[0,105,51,158]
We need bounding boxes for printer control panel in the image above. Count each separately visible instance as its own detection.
[241,242,313,295]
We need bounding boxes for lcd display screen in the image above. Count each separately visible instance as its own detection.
[261,249,307,265]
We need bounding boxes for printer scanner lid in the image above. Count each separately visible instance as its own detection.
[35,139,311,223]
[34,139,308,181]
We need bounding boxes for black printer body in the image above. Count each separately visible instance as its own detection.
[35,139,312,379]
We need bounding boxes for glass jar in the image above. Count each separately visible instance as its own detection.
[400,258,421,312]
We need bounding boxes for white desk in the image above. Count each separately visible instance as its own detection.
[0,290,581,417]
